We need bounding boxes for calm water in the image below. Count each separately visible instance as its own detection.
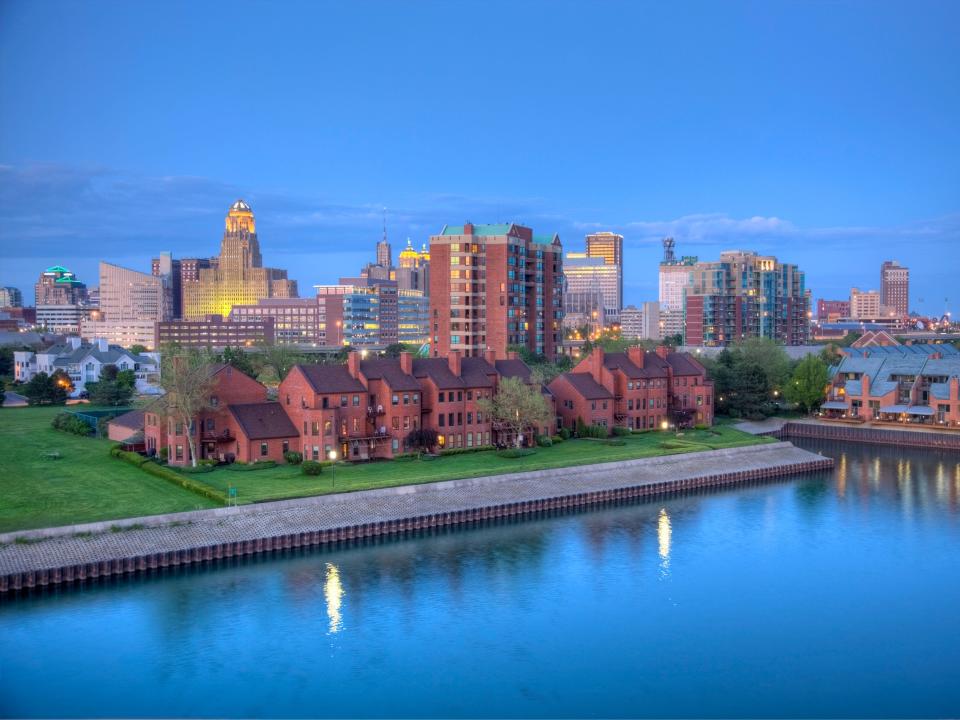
[2,439,959,718]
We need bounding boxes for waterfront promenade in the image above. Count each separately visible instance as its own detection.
[0,441,831,590]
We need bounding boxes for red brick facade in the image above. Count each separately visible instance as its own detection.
[549,346,713,433]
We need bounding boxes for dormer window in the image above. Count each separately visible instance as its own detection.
[210,396,219,408]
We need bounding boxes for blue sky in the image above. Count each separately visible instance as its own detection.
[1,0,958,314]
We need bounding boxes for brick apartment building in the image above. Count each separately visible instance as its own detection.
[549,346,713,432]
[429,223,564,360]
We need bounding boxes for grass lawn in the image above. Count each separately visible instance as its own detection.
[194,425,772,505]
[0,405,218,534]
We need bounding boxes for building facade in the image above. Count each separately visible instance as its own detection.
[563,254,620,330]
[658,239,698,339]
[156,315,275,348]
[682,250,810,346]
[849,288,883,319]
[429,223,564,360]
[817,299,851,321]
[584,231,623,315]
[230,298,320,345]
[80,261,171,349]
[0,287,23,308]
[182,200,297,319]
[880,260,909,317]
[620,305,643,340]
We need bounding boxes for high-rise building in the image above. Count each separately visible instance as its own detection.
[563,253,620,329]
[584,232,623,314]
[429,223,564,359]
[182,200,297,319]
[376,239,392,269]
[880,260,909,317]
[0,287,23,308]
[641,300,661,340]
[81,261,171,349]
[620,305,643,340]
[683,250,810,346]
[34,265,89,333]
[658,238,698,339]
[849,288,883,319]
[230,298,321,345]
[314,278,429,349]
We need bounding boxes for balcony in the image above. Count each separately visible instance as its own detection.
[201,428,232,443]
[366,405,386,419]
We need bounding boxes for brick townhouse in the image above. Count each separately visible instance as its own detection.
[144,364,298,465]
[549,346,713,432]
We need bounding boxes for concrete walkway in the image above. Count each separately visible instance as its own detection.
[0,442,826,576]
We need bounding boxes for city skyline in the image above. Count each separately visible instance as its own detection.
[1,1,958,314]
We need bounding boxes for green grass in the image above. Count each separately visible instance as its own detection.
[194,426,771,505]
[0,405,769,532]
[0,405,218,533]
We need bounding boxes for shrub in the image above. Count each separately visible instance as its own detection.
[301,460,323,476]
[112,448,150,467]
[159,446,169,461]
[694,423,709,431]
[177,464,215,474]
[580,424,608,439]
[283,450,303,465]
[51,412,92,437]
[138,461,227,504]
[612,426,631,436]
[550,434,564,444]
[497,448,536,459]
[557,426,571,440]
[535,435,552,447]
[439,445,495,456]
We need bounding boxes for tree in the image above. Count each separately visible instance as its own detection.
[86,364,135,406]
[478,376,553,448]
[732,337,793,393]
[257,343,301,382]
[128,344,149,356]
[785,355,830,414]
[23,370,72,405]
[0,346,14,378]
[405,427,439,456]
[382,342,421,358]
[220,346,257,378]
[160,349,218,467]
[726,361,771,420]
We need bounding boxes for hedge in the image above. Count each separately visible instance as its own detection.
[138,461,227,504]
[611,426,631,437]
[227,460,277,472]
[283,451,303,465]
[177,464,215,474]
[497,448,536,459]
[439,445,495,456]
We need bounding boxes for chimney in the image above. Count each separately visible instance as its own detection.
[399,351,413,376]
[655,345,670,360]
[484,349,497,366]
[347,350,360,378]
[97,338,109,352]
[506,350,519,360]
[68,336,81,350]
[463,222,474,235]
[589,347,604,383]
[448,349,462,377]
[627,346,645,368]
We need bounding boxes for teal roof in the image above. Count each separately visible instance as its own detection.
[45,265,71,273]
[440,224,514,236]
[533,234,559,246]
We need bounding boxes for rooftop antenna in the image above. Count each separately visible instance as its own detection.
[382,207,387,243]
[662,237,676,263]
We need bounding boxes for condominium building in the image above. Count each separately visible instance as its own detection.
[0,287,23,308]
[80,261,171,349]
[880,260,909,317]
[182,200,297,319]
[429,223,564,360]
[683,250,810,346]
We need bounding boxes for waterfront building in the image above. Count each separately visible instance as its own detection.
[683,250,809,346]
[880,260,909,317]
[80,261,171,350]
[429,222,564,360]
[14,336,160,396]
[0,287,23,308]
[230,298,320,345]
[182,200,297,319]
[822,343,960,426]
[658,238,697,339]
[144,364,298,465]
[817,298,850,321]
[156,314,275,348]
[549,345,713,432]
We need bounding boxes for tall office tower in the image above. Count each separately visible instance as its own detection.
[620,305,643,339]
[658,238,697,339]
[0,287,23,307]
[683,250,810,346]
[182,200,297,319]
[151,252,182,319]
[563,253,620,329]
[395,238,431,293]
[429,222,564,359]
[880,260,909,317]
[584,231,623,314]
[376,239,392,269]
[81,261,171,348]
[34,265,89,332]
[849,288,882,319]
[314,279,416,348]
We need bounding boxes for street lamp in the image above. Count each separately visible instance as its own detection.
[328,449,337,488]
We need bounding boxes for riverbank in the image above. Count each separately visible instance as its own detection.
[736,417,960,450]
[0,441,831,592]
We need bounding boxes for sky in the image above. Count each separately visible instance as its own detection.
[1,0,958,315]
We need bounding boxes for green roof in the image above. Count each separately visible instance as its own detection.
[45,265,71,273]
[440,223,514,236]
[533,234,559,246]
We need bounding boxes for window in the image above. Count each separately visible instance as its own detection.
[439,414,445,427]
[353,417,360,432]
[457,413,463,425]
[438,392,445,402]
[282,440,289,453]
[353,395,360,406]
[591,402,596,411]
[175,422,184,435]
[206,418,215,431]
[312,446,320,460]
[403,393,410,405]
[602,401,607,410]
[413,393,419,404]
[392,438,399,451]
[403,415,410,430]
[311,421,319,436]
[210,396,219,407]
[467,432,473,447]
[285,394,290,406]
[477,411,483,423]
[392,394,399,406]
[324,420,332,436]
[175,444,183,461]
[340,395,348,407]
[467,390,473,400]
[322,397,329,409]
[260,442,269,457]
[392,417,400,430]
[457,391,463,401]
[467,412,473,424]
[448,412,455,426]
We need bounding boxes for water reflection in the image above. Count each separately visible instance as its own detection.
[324,563,344,633]
[657,508,671,575]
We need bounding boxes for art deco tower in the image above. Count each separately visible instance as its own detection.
[182,200,297,318]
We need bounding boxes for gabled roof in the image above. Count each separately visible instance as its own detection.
[601,352,645,378]
[494,359,532,382]
[360,358,421,392]
[296,364,366,394]
[412,358,465,389]
[440,223,514,236]
[108,409,145,430]
[228,402,298,440]
[559,372,614,400]
[666,351,705,376]
[460,357,497,387]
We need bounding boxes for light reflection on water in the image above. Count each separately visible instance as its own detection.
[1,438,959,718]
